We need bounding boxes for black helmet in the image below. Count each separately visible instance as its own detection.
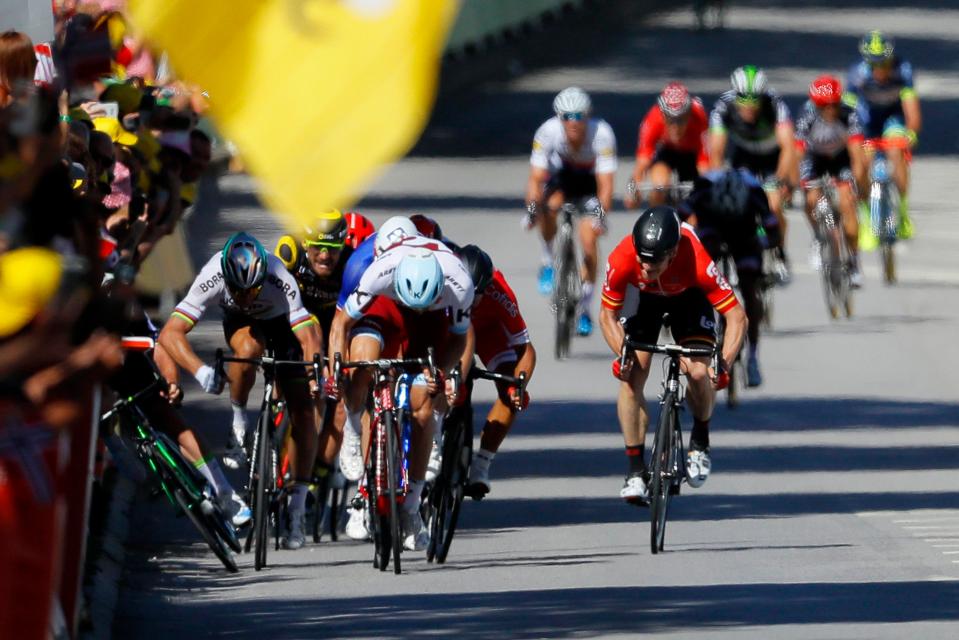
[632,206,681,261]
[708,169,751,217]
[457,244,494,294]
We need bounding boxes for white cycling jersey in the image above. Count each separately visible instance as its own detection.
[530,116,618,175]
[343,236,475,335]
[173,253,313,330]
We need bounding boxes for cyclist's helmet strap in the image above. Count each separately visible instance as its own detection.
[632,206,682,261]
[457,244,494,294]
[222,231,268,291]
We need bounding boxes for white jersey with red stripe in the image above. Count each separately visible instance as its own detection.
[530,116,618,175]
[173,253,313,329]
[343,236,475,335]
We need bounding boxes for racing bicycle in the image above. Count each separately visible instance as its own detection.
[864,139,901,284]
[807,175,853,319]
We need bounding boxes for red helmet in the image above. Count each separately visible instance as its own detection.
[343,212,375,249]
[657,82,692,119]
[409,214,443,240]
[809,75,842,107]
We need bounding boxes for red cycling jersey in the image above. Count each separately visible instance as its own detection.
[601,224,739,314]
[472,270,530,368]
[636,100,709,165]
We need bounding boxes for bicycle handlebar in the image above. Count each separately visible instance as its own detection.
[214,349,324,386]
[624,339,714,359]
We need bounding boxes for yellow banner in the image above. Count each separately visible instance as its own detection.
[128,0,458,232]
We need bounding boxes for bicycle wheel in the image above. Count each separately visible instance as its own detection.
[383,409,403,574]
[649,395,677,555]
[553,227,575,359]
[171,487,238,572]
[366,419,387,570]
[311,474,330,543]
[252,409,273,571]
[436,409,471,564]
[819,227,842,320]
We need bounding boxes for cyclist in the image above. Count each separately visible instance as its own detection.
[457,245,536,499]
[796,75,867,286]
[330,236,474,551]
[344,211,376,249]
[333,216,419,486]
[625,82,709,208]
[158,232,324,550]
[709,65,796,282]
[274,209,355,488]
[524,86,616,336]
[846,30,920,240]
[599,206,746,503]
[679,168,778,387]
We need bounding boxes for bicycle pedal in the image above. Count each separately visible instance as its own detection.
[624,496,649,508]
[465,483,489,501]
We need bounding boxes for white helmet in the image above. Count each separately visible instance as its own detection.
[375,216,418,255]
[553,87,592,117]
[393,249,444,310]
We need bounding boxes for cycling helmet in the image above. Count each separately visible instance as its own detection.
[730,65,768,99]
[409,214,443,240]
[553,87,592,117]
[221,231,268,291]
[859,30,894,64]
[809,75,842,107]
[457,244,494,295]
[658,82,692,119]
[632,206,682,262]
[375,215,418,255]
[344,212,375,248]
[302,208,347,248]
[708,169,750,217]
[393,249,444,310]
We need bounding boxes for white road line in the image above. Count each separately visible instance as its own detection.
[923,538,959,542]
[904,525,956,530]
[933,544,959,548]
[942,551,959,555]
[895,517,959,524]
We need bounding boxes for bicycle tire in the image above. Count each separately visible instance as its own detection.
[649,395,676,554]
[436,411,471,564]
[383,409,402,574]
[311,475,330,543]
[553,226,575,359]
[366,418,386,570]
[172,487,238,572]
[253,408,272,571]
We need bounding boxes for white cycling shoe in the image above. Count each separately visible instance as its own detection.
[339,425,364,482]
[218,492,252,528]
[686,449,712,488]
[425,439,442,483]
[400,509,429,551]
[620,472,649,503]
[345,502,371,541]
[467,458,491,498]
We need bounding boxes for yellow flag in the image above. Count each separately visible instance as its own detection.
[128,0,458,232]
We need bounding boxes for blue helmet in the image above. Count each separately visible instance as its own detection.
[221,231,268,291]
[859,30,894,64]
[393,249,444,310]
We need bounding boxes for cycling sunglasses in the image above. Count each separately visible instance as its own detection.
[561,112,586,121]
[735,94,761,107]
[303,239,344,250]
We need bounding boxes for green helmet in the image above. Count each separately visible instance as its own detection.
[859,30,894,64]
[730,65,768,99]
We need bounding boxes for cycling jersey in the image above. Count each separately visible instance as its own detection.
[709,90,791,156]
[795,100,864,157]
[601,225,738,314]
[472,269,530,370]
[846,58,915,138]
[636,100,709,165]
[337,234,376,309]
[343,237,474,335]
[530,116,618,176]
[275,234,354,330]
[173,253,313,331]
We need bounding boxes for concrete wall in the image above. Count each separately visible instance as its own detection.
[0,0,54,44]
[446,0,587,52]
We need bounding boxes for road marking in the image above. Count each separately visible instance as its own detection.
[895,517,959,524]
[933,544,959,548]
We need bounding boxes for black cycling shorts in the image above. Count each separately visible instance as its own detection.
[697,226,764,273]
[800,150,854,185]
[651,147,700,182]
[624,289,717,348]
[546,166,598,201]
[731,148,780,182]
[223,312,304,377]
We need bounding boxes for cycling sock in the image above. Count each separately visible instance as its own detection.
[344,408,363,437]
[539,237,554,266]
[404,480,425,513]
[690,419,710,451]
[288,483,309,516]
[626,445,645,474]
[231,401,248,436]
[194,457,231,498]
[473,448,495,470]
[432,409,445,442]
[579,282,594,315]
[748,342,758,361]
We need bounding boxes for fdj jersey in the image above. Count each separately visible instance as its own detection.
[275,234,354,323]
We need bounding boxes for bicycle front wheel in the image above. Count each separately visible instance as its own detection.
[436,410,472,564]
[172,488,238,573]
[649,395,677,554]
[553,228,576,359]
[253,410,273,571]
[383,409,403,574]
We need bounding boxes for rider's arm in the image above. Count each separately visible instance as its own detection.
[707,99,729,171]
[293,320,323,381]
[596,172,615,214]
[599,306,626,355]
[718,304,747,368]
[157,315,204,376]
[775,121,797,185]
[598,242,630,355]
[526,121,554,208]
[593,121,618,214]
[459,325,475,380]
[629,109,659,202]
[513,341,536,383]
[525,166,550,209]
[902,94,921,137]
[328,309,358,370]
[153,339,179,385]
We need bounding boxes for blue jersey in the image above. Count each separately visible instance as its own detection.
[846,58,915,135]
[336,234,376,309]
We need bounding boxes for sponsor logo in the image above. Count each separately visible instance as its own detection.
[487,289,518,318]
[198,272,223,293]
[706,261,732,291]
[455,307,471,324]
[700,316,716,330]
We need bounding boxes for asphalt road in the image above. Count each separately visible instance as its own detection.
[114,2,959,638]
